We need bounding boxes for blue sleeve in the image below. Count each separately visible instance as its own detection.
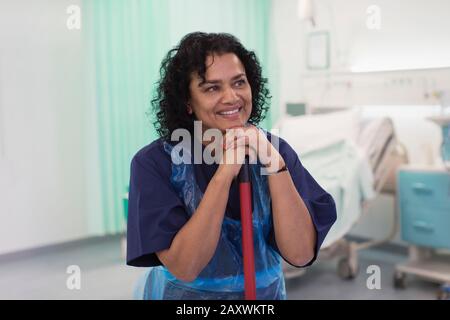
[126,153,189,267]
[267,136,337,268]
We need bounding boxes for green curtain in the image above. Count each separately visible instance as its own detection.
[83,0,278,234]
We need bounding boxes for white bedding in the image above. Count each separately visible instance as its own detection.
[279,110,360,155]
[299,141,375,248]
[278,110,375,248]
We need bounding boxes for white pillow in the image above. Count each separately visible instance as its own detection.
[390,117,442,166]
[279,110,360,155]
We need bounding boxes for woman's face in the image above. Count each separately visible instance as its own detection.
[188,53,252,134]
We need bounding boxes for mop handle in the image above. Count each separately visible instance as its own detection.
[238,156,256,300]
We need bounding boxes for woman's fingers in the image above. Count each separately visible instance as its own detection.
[223,127,259,150]
[228,137,258,163]
[223,133,243,149]
[224,145,246,165]
[226,136,248,149]
[222,138,258,165]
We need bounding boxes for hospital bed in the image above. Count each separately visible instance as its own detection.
[276,109,408,279]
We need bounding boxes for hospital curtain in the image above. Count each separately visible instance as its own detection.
[83,0,278,234]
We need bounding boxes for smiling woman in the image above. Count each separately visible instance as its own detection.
[126,32,337,300]
[152,32,271,140]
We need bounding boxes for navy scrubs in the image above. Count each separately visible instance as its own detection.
[126,133,337,269]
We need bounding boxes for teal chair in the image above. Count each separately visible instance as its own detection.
[121,187,129,260]
[123,186,129,221]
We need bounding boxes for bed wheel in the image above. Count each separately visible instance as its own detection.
[437,289,449,300]
[437,284,450,300]
[337,258,358,280]
[393,271,406,289]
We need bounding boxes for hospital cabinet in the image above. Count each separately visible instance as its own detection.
[398,168,450,249]
[395,166,450,299]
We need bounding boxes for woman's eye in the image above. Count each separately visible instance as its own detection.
[235,79,246,87]
[206,86,219,92]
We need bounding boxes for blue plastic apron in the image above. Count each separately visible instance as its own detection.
[140,141,286,300]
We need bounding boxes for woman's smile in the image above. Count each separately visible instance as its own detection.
[216,106,244,120]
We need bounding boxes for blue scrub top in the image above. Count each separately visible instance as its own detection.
[126,132,337,268]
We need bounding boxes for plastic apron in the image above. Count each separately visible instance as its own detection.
[140,141,286,300]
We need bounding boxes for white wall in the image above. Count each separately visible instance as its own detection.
[273,0,450,245]
[271,0,308,115]
[271,0,450,109]
[304,67,450,108]
[306,0,450,72]
[0,0,92,254]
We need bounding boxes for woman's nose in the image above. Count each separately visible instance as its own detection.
[221,86,239,104]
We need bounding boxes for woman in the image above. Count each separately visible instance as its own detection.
[126,32,337,300]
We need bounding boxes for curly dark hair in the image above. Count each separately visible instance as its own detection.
[152,32,271,140]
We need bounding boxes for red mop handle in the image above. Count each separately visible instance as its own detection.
[238,157,256,300]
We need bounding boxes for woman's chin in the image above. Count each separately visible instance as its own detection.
[203,117,248,133]
[222,119,247,130]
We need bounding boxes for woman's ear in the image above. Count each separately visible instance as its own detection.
[187,103,193,115]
